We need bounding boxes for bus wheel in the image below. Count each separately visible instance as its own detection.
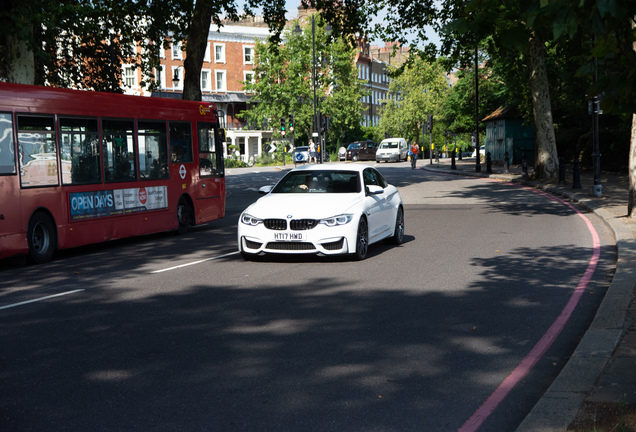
[177,197,193,235]
[27,212,56,264]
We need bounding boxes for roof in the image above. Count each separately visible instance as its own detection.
[482,105,520,122]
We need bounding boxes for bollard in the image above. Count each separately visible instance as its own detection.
[435,150,439,163]
[572,158,582,189]
[558,157,566,185]
[522,153,528,177]
[451,150,457,170]
[486,152,492,174]
[503,151,510,174]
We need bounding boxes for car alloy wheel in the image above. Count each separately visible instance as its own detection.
[353,217,368,260]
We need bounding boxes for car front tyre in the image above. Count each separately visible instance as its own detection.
[352,217,368,260]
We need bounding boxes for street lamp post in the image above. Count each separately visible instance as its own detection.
[294,16,331,163]
[474,45,481,173]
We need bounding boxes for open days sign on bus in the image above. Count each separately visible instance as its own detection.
[69,186,168,221]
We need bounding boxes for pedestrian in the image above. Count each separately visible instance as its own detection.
[410,141,419,169]
[309,139,316,163]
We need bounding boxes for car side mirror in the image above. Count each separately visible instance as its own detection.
[366,185,384,195]
[259,185,274,194]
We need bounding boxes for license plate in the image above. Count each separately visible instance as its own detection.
[274,232,305,241]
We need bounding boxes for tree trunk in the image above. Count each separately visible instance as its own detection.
[6,33,35,84]
[628,20,636,218]
[629,114,636,217]
[182,0,213,101]
[527,32,559,180]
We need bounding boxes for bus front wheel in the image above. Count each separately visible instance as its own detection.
[177,197,194,235]
[27,212,56,264]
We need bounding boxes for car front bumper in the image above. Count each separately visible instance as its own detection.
[238,223,356,256]
[376,154,399,162]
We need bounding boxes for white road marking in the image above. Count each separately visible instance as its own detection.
[0,289,85,311]
[151,251,240,274]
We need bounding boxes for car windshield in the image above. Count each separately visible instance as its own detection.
[271,170,360,194]
[380,142,398,149]
[347,143,361,150]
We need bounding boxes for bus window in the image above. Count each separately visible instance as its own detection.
[138,120,168,180]
[102,118,136,183]
[17,115,59,187]
[59,118,100,185]
[0,113,16,175]
[169,122,193,163]
[198,122,217,177]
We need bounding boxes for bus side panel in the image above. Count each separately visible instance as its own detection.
[0,175,27,259]
[57,210,177,251]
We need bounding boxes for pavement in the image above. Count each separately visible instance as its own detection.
[417,156,636,431]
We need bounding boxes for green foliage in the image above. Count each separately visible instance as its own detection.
[1,0,194,89]
[379,57,449,144]
[224,157,249,168]
[239,15,364,156]
[441,66,506,135]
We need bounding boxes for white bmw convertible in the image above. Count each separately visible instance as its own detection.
[238,164,404,260]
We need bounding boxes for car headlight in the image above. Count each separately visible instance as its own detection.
[240,213,263,226]
[320,214,353,227]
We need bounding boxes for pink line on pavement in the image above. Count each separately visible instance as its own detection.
[458,185,602,432]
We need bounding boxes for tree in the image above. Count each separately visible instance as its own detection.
[0,0,193,90]
[380,57,448,145]
[441,63,506,135]
[239,15,364,155]
[546,0,636,215]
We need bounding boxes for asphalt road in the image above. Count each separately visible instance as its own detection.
[0,162,616,431]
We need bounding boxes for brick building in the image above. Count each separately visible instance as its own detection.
[122,8,412,162]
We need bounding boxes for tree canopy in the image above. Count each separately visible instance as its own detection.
[239,15,364,155]
[379,57,449,145]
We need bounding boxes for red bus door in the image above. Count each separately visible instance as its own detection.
[195,122,224,223]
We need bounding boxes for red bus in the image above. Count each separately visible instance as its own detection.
[0,83,225,263]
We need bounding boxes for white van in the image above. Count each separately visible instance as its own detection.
[376,138,408,163]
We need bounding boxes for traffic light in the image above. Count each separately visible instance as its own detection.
[280,117,286,136]
[426,114,433,133]
[288,115,294,132]
[320,116,330,132]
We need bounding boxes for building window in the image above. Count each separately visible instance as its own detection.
[243,71,254,90]
[203,42,211,62]
[214,44,225,63]
[243,46,254,64]
[215,70,226,91]
[155,65,166,89]
[201,69,211,91]
[171,41,182,60]
[123,65,137,88]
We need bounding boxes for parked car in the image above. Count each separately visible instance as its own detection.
[376,138,408,163]
[471,145,485,159]
[238,164,404,260]
[346,140,377,161]
[293,146,310,165]
[338,146,347,161]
